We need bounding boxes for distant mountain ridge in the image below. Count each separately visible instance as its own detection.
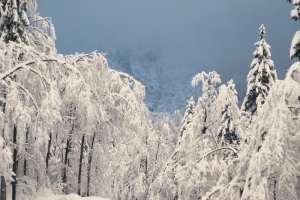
[106,47,247,115]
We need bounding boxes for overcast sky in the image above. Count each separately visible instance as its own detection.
[36,1,298,108]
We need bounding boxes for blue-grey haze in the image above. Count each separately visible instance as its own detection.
[37,1,299,114]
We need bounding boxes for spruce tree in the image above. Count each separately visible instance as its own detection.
[242,24,277,115]
[0,0,30,44]
[290,31,300,61]
[287,0,300,20]
[288,0,300,61]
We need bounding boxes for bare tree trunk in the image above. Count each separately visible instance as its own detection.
[87,132,96,196]
[0,88,6,200]
[23,128,28,176]
[63,123,74,186]
[12,125,18,200]
[144,135,148,199]
[46,132,52,172]
[1,176,6,200]
[78,134,85,196]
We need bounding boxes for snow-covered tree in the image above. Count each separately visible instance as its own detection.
[242,25,277,116]
[148,97,197,200]
[216,79,242,147]
[291,31,300,61]
[191,71,221,136]
[0,0,30,44]
[287,0,300,20]
[148,72,227,200]
[0,29,61,200]
[204,62,300,200]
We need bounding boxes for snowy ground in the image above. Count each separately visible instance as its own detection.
[38,193,110,200]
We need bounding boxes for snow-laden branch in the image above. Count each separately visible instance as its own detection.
[170,146,238,173]
[75,51,96,63]
[0,61,33,79]
[29,17,49,25]
[16,84,39,111]
[0,60,50,86]
[62,116,77,120]
[111,93,137,114]
[203,146,238,158]
[28,27,48,38]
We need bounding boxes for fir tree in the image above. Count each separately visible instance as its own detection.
[290,31,300,61]
[287,0,300,20]
[0,0,30,44]
[242,24,277,116]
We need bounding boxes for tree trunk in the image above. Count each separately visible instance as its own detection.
[46,132,52,172]
[0,176,6,200]
[151,134,161,183]
[87,132,96,197]
[145,136,148,179]
[63,123,74,186]
[78,134,85,196]
[12,125,18,200]
[0,86,7,200]
[202,108,207,134]
[23,128,28,176]
[144,135,148,199]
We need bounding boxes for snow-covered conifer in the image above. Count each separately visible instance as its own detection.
[216,80,242,146]
[287,0,300,20]
[0,0,31,44]
[242,25,277,115]
[204,63,300,200]
[290,31,300,61]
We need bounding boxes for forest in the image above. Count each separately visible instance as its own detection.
[0,0,300,200]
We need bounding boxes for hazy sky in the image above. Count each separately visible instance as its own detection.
[36,1,298,110]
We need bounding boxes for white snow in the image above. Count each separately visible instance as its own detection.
[290,31,300,59]
[38,193,110,200]
[291,6,300,19]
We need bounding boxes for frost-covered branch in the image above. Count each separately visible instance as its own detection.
[62,116,77,120]
[29,17,49,25]
[16,84,39,111]
[0,61,50,86]
[28,27,48,38]
[203,146,238,158]
[75,52,96,63]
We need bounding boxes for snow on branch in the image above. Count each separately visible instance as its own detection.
[191,71,221,87]
[203,146,238,157]
[0,60,51,86]
[74,51,96,63]
[290,31,300,60]
[111,93,136,111]
[16,83,39,111]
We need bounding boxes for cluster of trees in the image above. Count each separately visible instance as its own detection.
[0,1,179,200]
[0,0,299,200]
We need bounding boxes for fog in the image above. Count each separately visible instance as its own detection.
[37,1,299,112]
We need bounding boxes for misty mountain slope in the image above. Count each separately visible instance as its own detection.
[106,47,248,114]
[106,47,202,114]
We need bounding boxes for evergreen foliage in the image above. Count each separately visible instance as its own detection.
[0,0,31,44]
[242,25,277,116]
[287,0,300,20]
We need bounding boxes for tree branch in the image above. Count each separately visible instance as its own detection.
[0,61,51,86]
[202,147,238,159]
[75,52,96,63]
[16,84,39,111]
[29,17,49,25]
[27,26,48,38]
